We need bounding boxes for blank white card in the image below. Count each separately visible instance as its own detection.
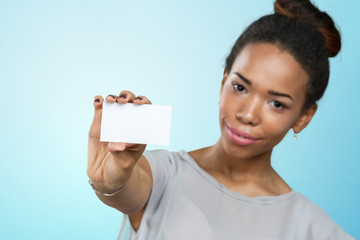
[100,102,172,145]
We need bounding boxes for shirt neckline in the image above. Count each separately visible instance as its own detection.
[178,150,299,205]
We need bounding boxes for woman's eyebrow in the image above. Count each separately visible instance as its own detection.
[234,72,294,101]
[234,72,251,86]
[268,90,294,102]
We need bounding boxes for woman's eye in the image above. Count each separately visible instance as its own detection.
[271,101,286,109]
[233,83,246,92]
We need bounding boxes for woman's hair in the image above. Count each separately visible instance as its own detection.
[225,0,341,110]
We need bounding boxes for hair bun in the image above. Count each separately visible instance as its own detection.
[274,0,341,57]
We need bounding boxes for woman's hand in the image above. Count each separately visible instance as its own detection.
[87,90,152,194]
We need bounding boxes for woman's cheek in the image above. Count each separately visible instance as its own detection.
[265,114,295,140]
[219,93,236,116]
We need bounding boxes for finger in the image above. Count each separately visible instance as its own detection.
[125,143,146,152]
[93,95,104,121]
[107,142,139,152]
[133,95,152,105]
[108,142,147,167]
[89,95,104,138]
[105,94,118,103]
[93,95,104,110]
[108,142,127,152]
[117,90,136,104]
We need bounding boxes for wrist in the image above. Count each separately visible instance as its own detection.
[88,179,126,197]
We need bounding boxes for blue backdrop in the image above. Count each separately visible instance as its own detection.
[0,0,359,239]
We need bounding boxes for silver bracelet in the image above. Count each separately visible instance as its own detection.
[88,179,126,197]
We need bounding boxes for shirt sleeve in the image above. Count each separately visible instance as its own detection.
[325,226,356,240]
[143,149,179,208]
[296,198,355,240]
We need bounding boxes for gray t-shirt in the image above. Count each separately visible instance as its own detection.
[125,149,354,240]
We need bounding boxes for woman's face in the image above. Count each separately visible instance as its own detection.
[219,43,316,159]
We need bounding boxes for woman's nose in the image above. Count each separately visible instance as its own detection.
[236,97,261,125]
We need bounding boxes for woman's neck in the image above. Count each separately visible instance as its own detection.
[189,139,292,196]
[205,140,273,178]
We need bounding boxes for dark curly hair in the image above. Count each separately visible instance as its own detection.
[225,0,341,110]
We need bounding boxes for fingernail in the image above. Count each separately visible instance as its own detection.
[134,96,143,100]
[119,94,127,98]
[95,99,100,103]
[109,95,116,98]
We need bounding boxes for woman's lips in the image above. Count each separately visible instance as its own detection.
[226,125,260,146]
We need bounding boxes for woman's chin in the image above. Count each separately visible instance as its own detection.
[219,136,272,161]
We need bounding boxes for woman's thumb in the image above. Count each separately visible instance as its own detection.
[108,142,127,152]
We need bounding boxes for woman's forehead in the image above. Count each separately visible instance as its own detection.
[229,43,309,95]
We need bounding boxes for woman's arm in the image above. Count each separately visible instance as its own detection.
[87,91,153,214]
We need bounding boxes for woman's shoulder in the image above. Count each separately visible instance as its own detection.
[142,149,190,174]
[295,193,354,239]
[143,149,187,162]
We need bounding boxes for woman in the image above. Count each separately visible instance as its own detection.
[87,0,354,239]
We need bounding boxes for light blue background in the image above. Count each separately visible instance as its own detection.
[0,0,359,239]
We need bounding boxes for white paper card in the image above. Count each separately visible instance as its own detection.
[100,102,172,145]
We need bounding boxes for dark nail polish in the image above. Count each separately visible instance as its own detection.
[109,95,116,98]
[134,96,143,100]
[95,99,100,103]
[119,94,127,98]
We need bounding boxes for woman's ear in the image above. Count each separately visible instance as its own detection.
[292,104,318,133]
[220,68,229,94]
